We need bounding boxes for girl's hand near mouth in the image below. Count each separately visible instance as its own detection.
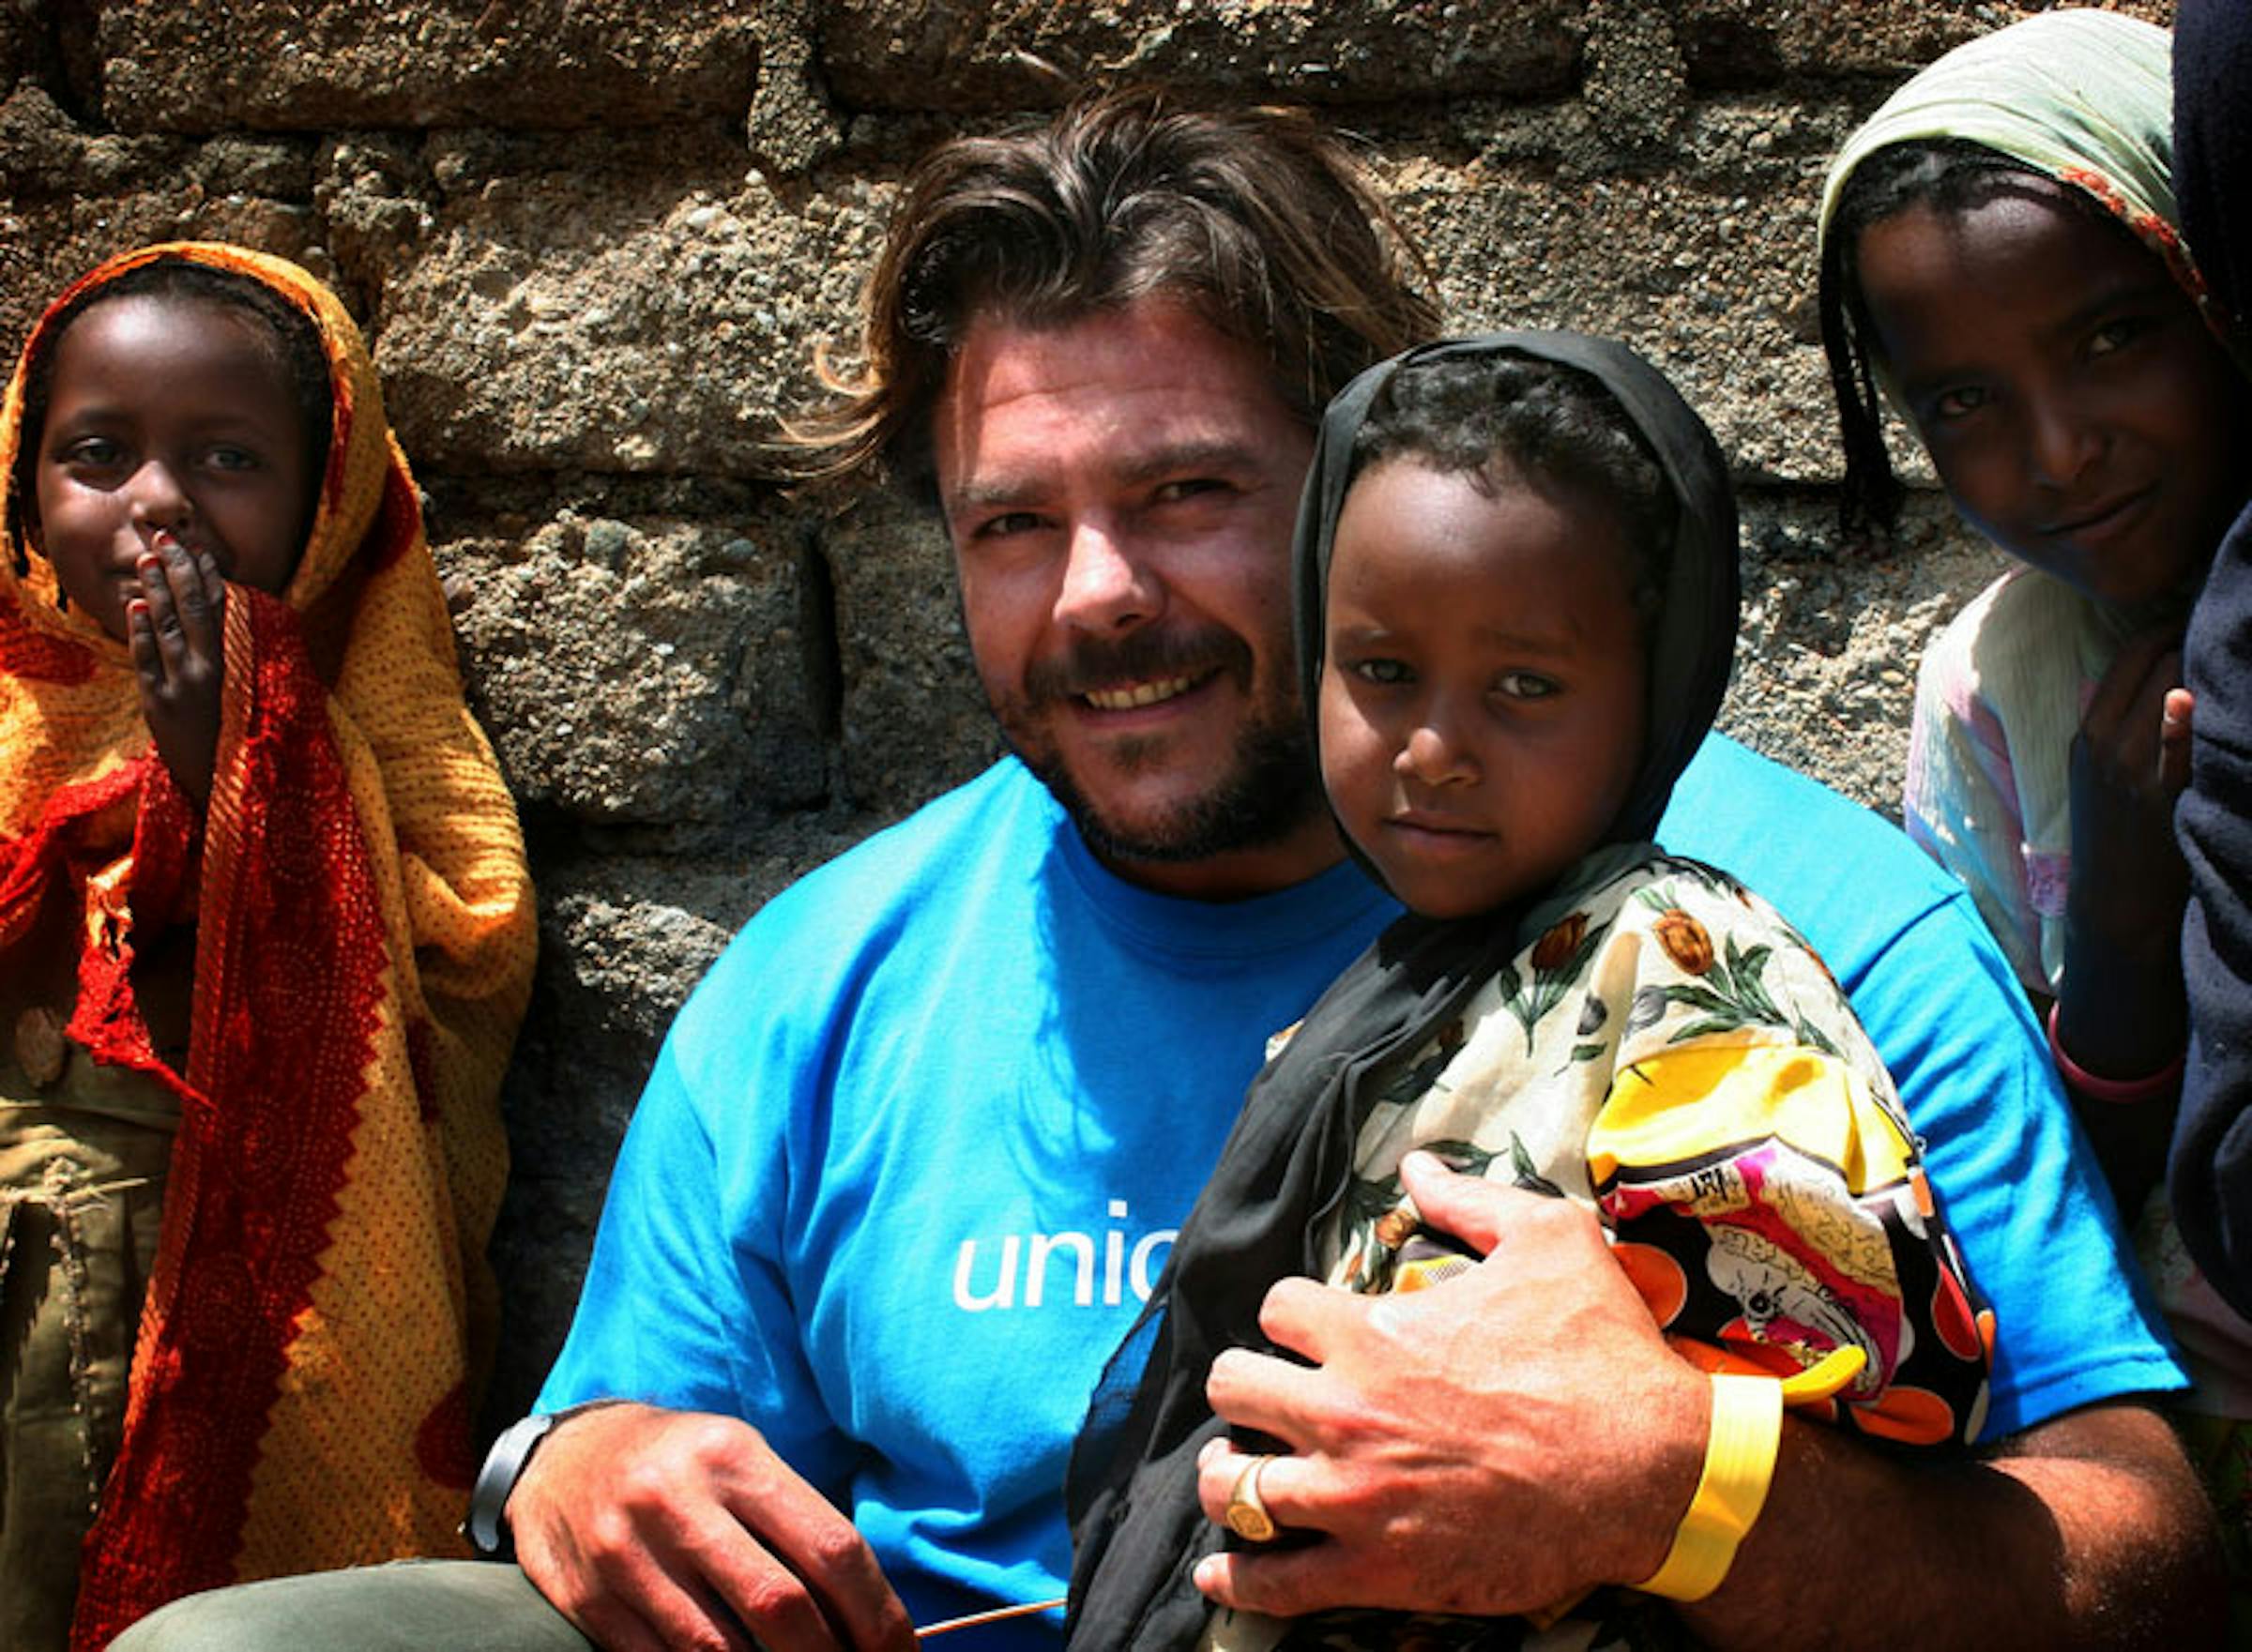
[129,528,228,807]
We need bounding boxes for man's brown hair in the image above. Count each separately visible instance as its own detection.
[789,84,1439,498]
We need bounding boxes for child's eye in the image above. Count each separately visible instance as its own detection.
[2086,316,2149,358]
[1495,671,1557,700]
[1927,385,1988,422]
[59,435,125,469]
[1347,658,1413,686]
[205,446,263,473]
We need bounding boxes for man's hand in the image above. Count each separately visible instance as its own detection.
[1193,1151,1708,1618]
[508,1401,917,1652]
[1193,1158,2219,1649]
[128,533,226,807]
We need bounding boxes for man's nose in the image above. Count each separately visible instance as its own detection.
[1055,519,1163,633]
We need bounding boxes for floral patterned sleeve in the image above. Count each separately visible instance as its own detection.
[1325,853,1996,1451]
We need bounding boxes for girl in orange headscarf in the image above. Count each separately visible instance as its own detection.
[0,243,535,1650]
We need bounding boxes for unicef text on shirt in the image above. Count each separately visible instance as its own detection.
[951,1199,1176,1311]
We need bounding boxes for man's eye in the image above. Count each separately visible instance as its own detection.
[1152,477,1227,506]
[1347,658,1412,686]
[1496,671,1557,700]
[972,510,1044,540]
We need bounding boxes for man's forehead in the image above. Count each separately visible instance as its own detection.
[931,300,1304,501]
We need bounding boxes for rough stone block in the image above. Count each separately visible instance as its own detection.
[819,0,1583,108]
[1390,99,1852,485]
[90,0,762,133]
[0,201,332,375]
[1676,0,2174,84]
[434,507,830,829]
[0,103,336,359]
[1723,491,2000,813]
[816,488,1002,817]
[0,0,30,99]
[368,140,885,475]
[0,82,193,204]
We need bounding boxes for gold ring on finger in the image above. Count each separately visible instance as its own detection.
[1224,1453,1279,1543]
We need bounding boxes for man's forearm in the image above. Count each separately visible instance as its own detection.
[1682,1402,2221,1651]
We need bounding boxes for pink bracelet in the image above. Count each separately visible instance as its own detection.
[2047,1000,2184,1104]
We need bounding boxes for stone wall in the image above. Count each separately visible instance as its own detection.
[0,0,2169,1426]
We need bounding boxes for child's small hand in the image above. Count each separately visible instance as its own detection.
[128,533,227,808]
[2159,688,2194,796]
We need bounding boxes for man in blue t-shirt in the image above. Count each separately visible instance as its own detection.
[119,87,2214,1652]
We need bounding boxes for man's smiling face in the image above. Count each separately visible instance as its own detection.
[933,297,1335,897]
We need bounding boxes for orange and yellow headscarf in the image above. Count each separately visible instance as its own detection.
[0,243,536,1646]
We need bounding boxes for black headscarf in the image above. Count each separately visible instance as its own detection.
[2172,0,2250,339]
[1064,331,1740,1648]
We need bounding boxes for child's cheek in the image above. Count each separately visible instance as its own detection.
[1319,699,1390,824]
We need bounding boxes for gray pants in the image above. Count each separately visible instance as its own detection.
[109,1561,596,1651]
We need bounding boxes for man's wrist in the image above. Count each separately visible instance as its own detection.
[1608,1355,1717,1590]
[464,1399,618,1560]
[1632,1372,1785,1603]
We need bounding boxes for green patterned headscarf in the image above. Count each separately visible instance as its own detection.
[1818,8,2197,294]
[1816,8,2210,534]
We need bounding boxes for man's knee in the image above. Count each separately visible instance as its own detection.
[109,1559,593,1652]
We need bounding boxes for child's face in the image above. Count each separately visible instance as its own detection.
[1855,184,2247,608]
[1317,457,1649,920]
[32,294,316,641]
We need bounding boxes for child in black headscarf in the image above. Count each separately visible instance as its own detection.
[1067,333,1991,1651]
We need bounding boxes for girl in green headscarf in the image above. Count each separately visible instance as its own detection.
[1817,5,2252,1614]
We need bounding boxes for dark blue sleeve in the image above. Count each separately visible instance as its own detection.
[2169,0,2252,1320]
[2177,503,2252,1319]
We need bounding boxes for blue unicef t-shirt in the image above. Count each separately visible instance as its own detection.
[541,740,2178,1642]
[539,759,1396,1639]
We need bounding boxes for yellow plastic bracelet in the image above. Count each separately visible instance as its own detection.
[1634,1372,1784,1603]
[1778,1342,1865,1406]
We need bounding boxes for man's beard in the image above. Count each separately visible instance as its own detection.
[993,626,1327,865]
[1020,704,1324,864]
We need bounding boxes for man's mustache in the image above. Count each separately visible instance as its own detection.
[1022,626,1255,703]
